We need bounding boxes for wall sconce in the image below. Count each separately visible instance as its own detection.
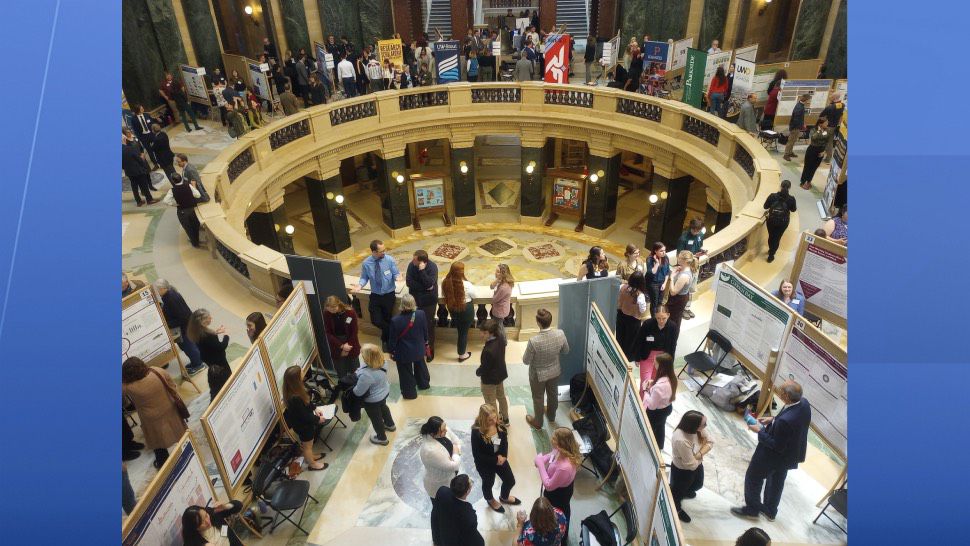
[588,173,599,184]
[525,161,536,174]
[701,227,707,235]
[335,195,345,204]
[391,171,405,184]
[244,5,259,25]
[709,225,716,234]
[596,170,605,178]
[648,194,659,204]
[759,0,772,16]
[326,192,334,200]
[274,223,280,232]
[333,194,346,218]
[284,224,295,235]
[459,161,468,174]
[660,191,668,200]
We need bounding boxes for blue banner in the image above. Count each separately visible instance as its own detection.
[642,40,669,68]
[433,40,460,83]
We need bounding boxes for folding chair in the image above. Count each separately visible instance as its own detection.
[252,454,319,535]
[580,500,637,546]
[813,483,847,534]
[575,410,609,477]
[313,403,346,451]
[679,330,735,395]
[306,374,347,451]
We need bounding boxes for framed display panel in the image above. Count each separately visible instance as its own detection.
[585,302,630,432]
[648,475,687,546]
[772,316,847,460]
[615,378,662,539]
[200,343,281,498]
[789,232,847,328]
[179,65,211,106]
[247,61,273,102]
[122,432,218,546]
[710,264,794,379]
[122,288,200,392]
[551,176,584,217]
[668,37,693,71]
[702,50,733,87]
[261,281,319,392]
[775,79,833,124]
[411,177,446,215]
[824,116,848,212]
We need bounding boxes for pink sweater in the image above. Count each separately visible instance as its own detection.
[643,376,672,410]
[535,449,578,491]
[491,283,512,318]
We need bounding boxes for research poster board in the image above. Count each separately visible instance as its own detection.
[649,478,685,546]
[617,382,661,538]
[552,177,583,215]
[201,343,280,497]
[585,303,629,431]
[378,38,404,68]
[262,282,317,390]
[711,264,794,377]
[122,288,178,368]
[669,37,694,71]
[734,43,758,63]
[247,61,272,102]
[773,317,847,459]
[703,50,733,87]
[412,177,445,214]
[122,433,217,546]
[776,79,832,117]
[790,232,847,327]
[179,65,211,106]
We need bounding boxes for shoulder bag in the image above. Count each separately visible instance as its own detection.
[150,367,191,421]
[397,312,432,358]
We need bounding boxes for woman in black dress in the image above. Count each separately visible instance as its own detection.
[576,246,609,280]
[471,403,520,513]
[186,309,230,402]
[800,117,831,190]
[282,365,329,471]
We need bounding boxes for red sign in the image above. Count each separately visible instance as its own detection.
[544,35,571,84]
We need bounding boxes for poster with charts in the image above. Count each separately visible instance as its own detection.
[711,265,793,377]
[618,383,660,538]
[777,79,832,117]
[248,62,272,102]
[122,288,173,366]
[122,435,215,546]
[586,303,628,431]
[669,37,693,71]
[774,317,847,459]
[703,50,733,87]
[179,65,210,106]
[791,233,847,327]
[263,282,316,390]
[650,480,683,546]
[202,344,279,494]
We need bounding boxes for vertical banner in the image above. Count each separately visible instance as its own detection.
[681,48,707,108]
[669,37,694,71]
[703,49,734,86]
[726,58,755,115]
[433,41,460,83]
[543,34,571,83]
[247,62,272,102]
[642,40,670,74]
[734,43,759,63]
[179,65,211,106]
[377,38,404,68]
[313,41,333,84]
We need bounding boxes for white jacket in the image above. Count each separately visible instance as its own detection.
[419,432,461,498]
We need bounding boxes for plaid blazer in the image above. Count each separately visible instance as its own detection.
[523,328,570,383]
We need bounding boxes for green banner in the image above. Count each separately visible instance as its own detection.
[682,48,707,109]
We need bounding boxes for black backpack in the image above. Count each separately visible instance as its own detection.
[766,194,790,226]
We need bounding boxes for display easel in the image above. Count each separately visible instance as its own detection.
[408,172,448,230]
[544,169,586,231]
[789,231,848,328]
[122,288,201,393]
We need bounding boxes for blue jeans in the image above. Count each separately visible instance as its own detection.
[709,93,724,116]
[342,77,357,97]
[178,338,203,370]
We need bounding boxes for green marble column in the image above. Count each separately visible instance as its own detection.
[585,154,621,231]
[790,0,834,61]
[360,0,394,47]
[246,210,282,252]
[280,0,312,55]
[145,0,189,70]
[450,147,477,219]
[621,0,690,44]
[824,0,847,78]
[306,176,353,253]
[380,156,413,230]
[321,0,363,52]
[698,0,730,53]
[123,0,168,108]
[181,0,224,72]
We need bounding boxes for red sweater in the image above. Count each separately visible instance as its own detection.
[323,309,361,359]
[763,86,780,116]
[708,76,729,95]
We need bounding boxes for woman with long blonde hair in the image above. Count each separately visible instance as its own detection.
[535,427,582,532]
[665,250,697,328]
[470,403,519,512]
[442,262,477,362]
[489,263,515,326]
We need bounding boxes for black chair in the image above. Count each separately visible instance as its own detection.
[252,454,319,535]
[574,409,610,477]
[813,484,847,534]
[678,330,734,395]
[580,500,637,546]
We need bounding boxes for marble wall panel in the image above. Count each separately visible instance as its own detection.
[823,0,846,78]
[146,0,189,69]
[320,0,363,51]
[181,0,224,72]
[790,0,833,60]
[698,0,730,52]
[280,0,312,55]
[360,0,395,47]
[621,0,691,45]
[123,0,170,108]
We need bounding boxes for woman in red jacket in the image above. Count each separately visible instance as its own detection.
[760,69,787,130]
[707,66,729,117]
[323,295,361,377]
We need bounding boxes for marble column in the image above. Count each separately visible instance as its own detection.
[520,146,545,219]
[320,0,363,51]
[643,172,692,251]
[379,155,413,230]
[279,0,312,55]
[698,0,731,53]
[360,0,394,47]
[123,0,168,108]
[584,153,621,231]
[146,0,190,70]
[539,0,557,31]
[789,0,833,61]
[450,0,471,39]
[595,0,618,38]
[181,0,224,72]
[620,0,691,44]
[450,147,477,219]
[246,210,282,252]
[306,175,353,254]
[823,0,846,78]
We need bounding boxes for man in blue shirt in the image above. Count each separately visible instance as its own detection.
[351,239,402,351]
[676,218,705,320]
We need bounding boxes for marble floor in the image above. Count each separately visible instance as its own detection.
[122,117,846,546]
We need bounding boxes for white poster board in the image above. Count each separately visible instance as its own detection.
[617,383,660,538]
[791,233,847,326]
[777,79,832,117]
[669,37,694,71]
[703,50,733,86]
[734,43,758,63]
[201,344,279,494]
[262,283,317,390]
[122,288,172,365]
[179,65,211,106]
[774,317,847,459]
[247,62,272,102]
[726,58,756,116]
[586,303,628,430]
[649,480,683,546]
[711,264,793,377]
[122,434,216,546]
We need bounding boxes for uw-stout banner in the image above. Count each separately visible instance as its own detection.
[179,65,210,106]
[377,38,404,68]
[703,49,733,87]
[669,37,693,71]
[681,48,707,108]
[544,34,571,83]
[642,40,669,72]
[433,41,460,83]
[247,62,272,102]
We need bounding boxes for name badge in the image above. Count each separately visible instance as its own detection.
[345,316,353,324]
[384,270,391,277]
[492,437,502,446]
[791,299,800,305]
[646,336,655,342]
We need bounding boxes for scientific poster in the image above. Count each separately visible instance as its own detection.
[703,50,733,87]
[795,234,847,324]
[203,345,279,491]
[179,65,210,106]
[669,37,694,71]
[774,318,847,458]
[433,41,460,83]
[247,62,272,102]
[618,384,659,537]
[586,304,627,429]
[122,288,171,364]
[734,43,758,63]
[650,482,682,546]
[414,178,445,211]
[777,79,832,117]
[711,265,793,376]
[552,178,582,212]
[263,283,315,390]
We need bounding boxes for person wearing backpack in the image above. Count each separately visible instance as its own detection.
[763,180,797,263]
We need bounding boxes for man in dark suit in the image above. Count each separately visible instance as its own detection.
[732,380,812,521]
[175,153,209,202]
[406,250,439,361]
[122,130,155,206]
[150,123,176,180]
[431,474,484,546]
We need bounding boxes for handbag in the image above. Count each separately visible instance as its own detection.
[150,367,190,421]
[397,312,431,359]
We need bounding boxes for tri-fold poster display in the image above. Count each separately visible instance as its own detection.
[790,232,848,327]
[262,282,318,391]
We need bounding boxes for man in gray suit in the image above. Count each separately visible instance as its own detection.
[174,153,210,203]
[523,308,570,429]
[514,53,533,82]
